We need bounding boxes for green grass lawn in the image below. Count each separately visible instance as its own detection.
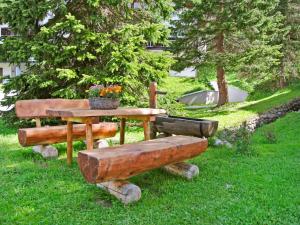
[1,111,300,224]
[158,77,300,129]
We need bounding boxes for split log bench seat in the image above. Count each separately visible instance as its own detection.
[78,135,208,204]
[16,99,117,159]
[18,123,117,147]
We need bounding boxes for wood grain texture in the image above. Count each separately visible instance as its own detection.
[154,116,218,138]
[78,135,208,183]
[46,108,166,118]
[18,122,117,147]
[16,99,89,119]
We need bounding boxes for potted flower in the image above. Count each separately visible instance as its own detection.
[88,84,122,110]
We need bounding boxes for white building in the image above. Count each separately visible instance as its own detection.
[0,24,25,80]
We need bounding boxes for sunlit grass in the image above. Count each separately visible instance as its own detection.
[1,113,300,224]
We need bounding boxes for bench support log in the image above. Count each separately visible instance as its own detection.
[18,123,117,147]
[96,181,141,204]
[163,162,199,180]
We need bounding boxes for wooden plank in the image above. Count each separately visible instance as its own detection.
[18,123,117,147]
[77,135,208,183]
[120,118,126,145]
[67,121,73,165]
[16,99,89,119]
[46,108,166,118]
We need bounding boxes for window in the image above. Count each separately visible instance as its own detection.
[1,28,13,36]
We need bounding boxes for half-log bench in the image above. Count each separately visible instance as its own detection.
[78,135,208,204]
[16,99,117,159]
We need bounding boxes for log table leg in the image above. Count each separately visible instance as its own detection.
[143,119,151,141]
[67,121,73,165]
[86,120,94,151]
[120,118,126,145]
[97,181,141,204]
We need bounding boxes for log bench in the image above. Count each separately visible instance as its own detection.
[78,135,208,204]
[16,99,117,159]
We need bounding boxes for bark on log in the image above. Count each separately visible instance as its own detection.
[78,135,208,183]
[18,123,117,147]
[163,162,199,180]
[154,116,218,138]
[96,181,141,204]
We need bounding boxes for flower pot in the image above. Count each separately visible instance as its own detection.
[89,97,120,110]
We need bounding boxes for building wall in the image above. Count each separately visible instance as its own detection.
[0,24,26,81]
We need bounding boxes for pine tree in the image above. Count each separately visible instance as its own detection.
[171,0,283,106]
[0,0,174,107]
[278,0,300,87]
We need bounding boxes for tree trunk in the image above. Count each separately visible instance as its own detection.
[216,31,228,106]
[278,60,286,88]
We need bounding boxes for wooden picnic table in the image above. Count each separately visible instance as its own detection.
[46,108,166,165]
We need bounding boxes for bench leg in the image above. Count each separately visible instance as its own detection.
[97,181,141,204]
[120,118,126,145]
[67,121,73,165]
[163,162,199,180]
[143,120,151,141]
[85,120,93,151]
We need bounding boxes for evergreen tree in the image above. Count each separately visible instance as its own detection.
[0,0,173,107]
[171,0,283,106]
[277,0,300,87]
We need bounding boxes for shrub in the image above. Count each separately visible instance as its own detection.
[235,123,257,156]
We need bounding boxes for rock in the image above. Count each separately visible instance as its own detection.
[94,139,110,149]
[33,145,58,159]
[214,139,224,146]
[214,139,233,148]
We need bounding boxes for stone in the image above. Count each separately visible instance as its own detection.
[32,145,58,159]
[214,139,233,148]
[94,139,110,149]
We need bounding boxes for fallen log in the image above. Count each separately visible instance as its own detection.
[78,135,208,183]
[154,116,218,138]
[18,123,117,147]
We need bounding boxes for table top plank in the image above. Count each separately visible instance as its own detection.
[46,108,167,118]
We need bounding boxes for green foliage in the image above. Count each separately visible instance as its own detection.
[263,125,278,144]
[0,0,174,110]
[171,0,287,90]
[276,0,300,84]
[157,92,186,116]
[235,124,257,156]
